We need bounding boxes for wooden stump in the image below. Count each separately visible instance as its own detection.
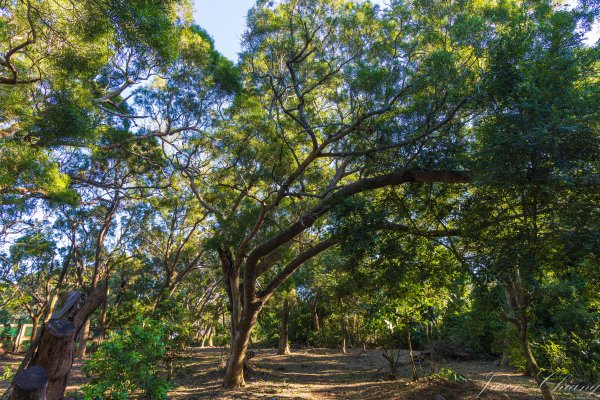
[11,366,48,400]
[31,319,76,400]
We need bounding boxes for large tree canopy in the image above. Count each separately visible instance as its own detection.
[0,0,598,398]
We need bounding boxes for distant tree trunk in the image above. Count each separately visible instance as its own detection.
[311,294,320,331]
[208,328,214,347]
[44,295,59,323]
[341,318,347,354]
[30,317,40,345]
[200,326,212,348]
[406,322,418,381]
[353,314,360,347]
[31,320,76,400]
[500,335,510,367]
[75,320,90,359]
[13,325,26,353]
[98,281,109,343]
[426,322,436,373]
[277,299,290,355]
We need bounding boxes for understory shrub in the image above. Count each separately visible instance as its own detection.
[82,317,171,400]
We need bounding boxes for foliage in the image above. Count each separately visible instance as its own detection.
[0,0,598,396]
[432,367,467,383]
[82,318,171,400]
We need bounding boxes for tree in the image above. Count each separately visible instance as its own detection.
[459,2,600,398]
[167,0,481,387]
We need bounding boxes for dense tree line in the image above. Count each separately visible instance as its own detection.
[0,0,598,399]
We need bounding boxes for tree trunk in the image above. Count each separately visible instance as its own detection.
[13,325,26,353]
[11,286,108,400]
[517,325,554,400]
[406,323,418,381]
[98,283,109,343]
[30,318,39,346]
[341,318,347,354]
[500,335,510,367]
[200,326,210,348]
[311,295,320,331]
[222,303,261,388]
[277,299,290,355]
[11,366,48,400]
[75,319,90,359]
[505,283,554,400]
[426,322,436,374]
[208,328,214,347]
[219,248,242,350]
[31,320,76,400]
[44,294,58,323]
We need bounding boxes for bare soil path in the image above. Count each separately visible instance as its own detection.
[2,347,598,399]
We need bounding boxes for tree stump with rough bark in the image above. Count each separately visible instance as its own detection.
[11,366,48,400]
[31,319,76,400]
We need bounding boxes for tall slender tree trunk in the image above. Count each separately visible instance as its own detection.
[406,322,418,381]
[277,299,290,355]
[30,316,40,345]
[75,320,90,359]
[500,335,510,367]
[218,248,242,350]
[311,294,320,331]
[44,295,58,323]
[341,318,347,354]
[201,326,212,348]
[505,282,555,400]
[426,322,436,373]
[98,280,109,343]
[13,324,25,353]
[98,298,107,343]
[208,328,214,347]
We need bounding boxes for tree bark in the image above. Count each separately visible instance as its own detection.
[219,248,242,349]
[406,322,418,381]
[208,328,214,347]
[517,324,554,400]
[13,325,26,353]
[30,320,76,400]
[30,317,39,345]
[500,335,510,367]
[310,294,320,332]
[505,283,555,400]
[222,302,262,388]
[75,319,90,359]
[341,318,347,354]
[11,366,48,400]
[277,299,290,355]
[426,322,436,374]
[200,326,212,348]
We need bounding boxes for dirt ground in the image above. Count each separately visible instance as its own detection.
[2,347,599,399]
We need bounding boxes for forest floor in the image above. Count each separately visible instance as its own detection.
[2,347,599,399]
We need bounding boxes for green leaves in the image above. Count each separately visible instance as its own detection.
[83,317,172,400]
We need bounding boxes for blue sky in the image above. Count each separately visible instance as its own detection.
[193,0,599,61]
[193,0,389,60]
[193,0,256,61]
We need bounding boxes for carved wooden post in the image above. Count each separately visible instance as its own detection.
[11,366,48,400]
[31,320,76,400]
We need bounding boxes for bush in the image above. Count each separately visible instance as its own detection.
[82,318,171,400]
